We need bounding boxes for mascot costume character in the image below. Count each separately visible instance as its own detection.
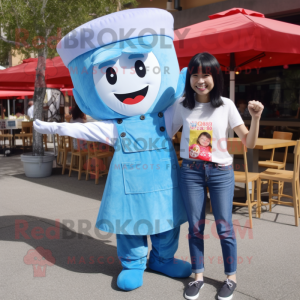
[34,8,192,291]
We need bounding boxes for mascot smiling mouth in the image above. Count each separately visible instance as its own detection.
[114,86,149,105]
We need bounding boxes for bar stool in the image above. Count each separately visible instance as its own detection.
[69,137,88,180]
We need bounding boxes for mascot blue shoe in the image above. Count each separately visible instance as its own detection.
[148,251,192,278]
[148,229,192,278]
[117,269,144,291]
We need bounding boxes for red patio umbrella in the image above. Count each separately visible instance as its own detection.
[174,8,300,70]
[0,90,35,119]
[174,7,300,102]
[0,90,34,99]
[0,56,72,90]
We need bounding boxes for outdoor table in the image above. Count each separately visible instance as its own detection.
[228,138,297,199]
[228,138,297,172]
[246,138,297,172]
[0,118,25,148]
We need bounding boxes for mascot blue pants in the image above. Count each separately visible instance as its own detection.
[117,227,190,290]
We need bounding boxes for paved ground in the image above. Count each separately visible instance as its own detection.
[0,145,300,300]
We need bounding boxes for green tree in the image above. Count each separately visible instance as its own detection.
[0,0,137,156]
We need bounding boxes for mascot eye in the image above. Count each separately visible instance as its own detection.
[106,67,117,85]
[135,60,146,78]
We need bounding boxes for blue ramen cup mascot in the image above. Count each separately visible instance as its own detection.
[34,8,191,291]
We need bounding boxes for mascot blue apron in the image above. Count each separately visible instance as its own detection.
[33,8,192,291]
[97,112,185,236]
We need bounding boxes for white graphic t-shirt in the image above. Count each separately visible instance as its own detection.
[168,96,244,166]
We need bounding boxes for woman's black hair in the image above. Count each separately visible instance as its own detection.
[197,132,212,148]
[72,104,85,120]
[182,52,224,109]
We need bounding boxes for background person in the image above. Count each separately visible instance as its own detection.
[1,107,6,119]
[236,99,251,117]
[27,101,34,119]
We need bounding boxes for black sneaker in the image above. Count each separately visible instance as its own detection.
[218,279,237,300]
[184,280,204,300]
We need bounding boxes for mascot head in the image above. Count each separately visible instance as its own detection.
[57,8,180,120]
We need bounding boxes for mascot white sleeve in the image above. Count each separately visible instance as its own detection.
[34,8,191,291]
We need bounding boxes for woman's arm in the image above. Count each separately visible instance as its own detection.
[33,119,117,146]
[233,100,264,149]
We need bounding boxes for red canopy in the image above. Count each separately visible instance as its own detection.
[174,8,300,70]
[0,56,72,90]
[0,90,34,99]
[60,88,73,96]
[208,8,265,19]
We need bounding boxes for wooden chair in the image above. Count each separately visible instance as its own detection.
[14,121,48,151]
[174,132,182,165]
[258,131,293,203]
[0,130,13,152]
[86,142,114,184]
[69,137,88,180]
[258,140,300,226]
[174,132,182,144]
[56,134,71,174]
[14,121,33,149]
[56,134,63,165]
[227,139,261,228]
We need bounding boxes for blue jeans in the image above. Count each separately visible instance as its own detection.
[179,159,237,275]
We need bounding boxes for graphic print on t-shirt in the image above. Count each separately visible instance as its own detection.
[188,121,212,161]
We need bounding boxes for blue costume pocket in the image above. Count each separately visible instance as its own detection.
[122,158,178,194]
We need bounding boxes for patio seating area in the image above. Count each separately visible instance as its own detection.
[1,4,300,299]
[0,120,48,152]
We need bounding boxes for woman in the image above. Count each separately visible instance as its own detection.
[171,53,263,300]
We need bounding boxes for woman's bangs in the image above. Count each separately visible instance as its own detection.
[199,58,214,75]
[190,55,214,75]
[188,59,201,75]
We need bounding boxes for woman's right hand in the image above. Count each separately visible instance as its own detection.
[33,120,58,135]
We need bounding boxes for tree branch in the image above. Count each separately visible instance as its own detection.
[0,34,26,47]
[44,13,50,21]
[41,0,48,15]
[45,24,54,39]
[25,0,36,14]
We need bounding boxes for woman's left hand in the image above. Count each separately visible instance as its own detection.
[248,100,264,119]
